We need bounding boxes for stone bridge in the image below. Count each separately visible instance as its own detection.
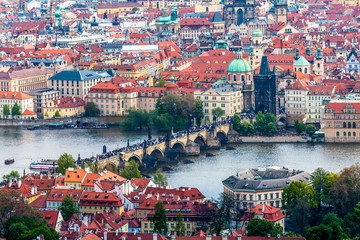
[97,123,231,171]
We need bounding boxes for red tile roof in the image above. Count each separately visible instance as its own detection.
[241,204,284,222]
[30,194,47,209]
[47,189,83,202]
[41,210,60,229]
[51,97,85,109]
[65,168,87,183]
[325,102,360,114]
[79,191,123,207]
[0,91,33,100]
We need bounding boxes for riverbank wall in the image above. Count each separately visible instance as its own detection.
[228,135,319,143]
[0,116,125,127]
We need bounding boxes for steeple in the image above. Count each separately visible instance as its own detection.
[315,47,322,60]
[294,46,300,61]
[259,56,270,75]
[170,6,178,21]
[249,43,254,56]
[306,44,310,56]
[54,4,62,27]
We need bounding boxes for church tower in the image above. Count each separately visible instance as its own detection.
[252,28,263,62]
[313,47,324,76]
[223,0,256,27]
[54,4,62,28]
[274,0,287,24]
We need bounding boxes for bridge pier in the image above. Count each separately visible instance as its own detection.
[184,140,200,156]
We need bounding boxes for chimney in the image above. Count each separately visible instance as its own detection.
[104,232,107,240]
[134,230,137,235]
[222,236,227,240]
[116,230,119,236]
[277,234,280,239]
[31,187,35,195]
[267,234,271,238]
[237,236,242,240]
[153,233,158,240]
[262,203,265,213]
[206,235,212,240]
[171,235,175,240]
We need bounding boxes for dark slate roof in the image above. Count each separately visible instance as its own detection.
[49,70,101,81]
[211,12,223,22]
[223,167,312,191]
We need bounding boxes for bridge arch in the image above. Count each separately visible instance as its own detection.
[128,155,141,164]
[216,131,228,144]
[171,142,186,154]
[194,135,206,147]
[103,162,117,173]
[150,148,164,161]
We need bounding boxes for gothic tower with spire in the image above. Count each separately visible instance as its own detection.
[313,47,324,76]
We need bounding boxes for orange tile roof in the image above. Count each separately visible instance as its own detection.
[0,91,33,100]
[82,173,100,187]
[65,168,87,183]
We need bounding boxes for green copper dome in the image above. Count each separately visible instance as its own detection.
[252,28,263,37]
[227,52,252,73]
[55,4,61,19]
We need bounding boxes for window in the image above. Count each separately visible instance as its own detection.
[349,132,351,136]
[336,131,339,136]
[187,224,190,229]
[353,132,356,137]
[258,195,261,200]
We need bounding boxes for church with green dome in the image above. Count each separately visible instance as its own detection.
[226,52,255,112]
[156,7,180,37]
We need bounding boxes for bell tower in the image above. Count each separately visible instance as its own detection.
[313,47,324,76]
[274,0,287,24]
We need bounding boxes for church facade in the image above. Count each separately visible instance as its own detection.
[223,0,256,27]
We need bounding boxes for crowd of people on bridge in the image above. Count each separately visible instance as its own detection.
[97,117,232,161]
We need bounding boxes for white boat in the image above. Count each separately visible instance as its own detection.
[30,159,58,170]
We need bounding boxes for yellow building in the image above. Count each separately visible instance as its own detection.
[140,200,213,236]
[338,0,360,6]
[79,191,124,215]
[64,168,88,189]
[43,96,85,118]
[0,67,50,92]
[97,2,143,15]
[324,101,360,142]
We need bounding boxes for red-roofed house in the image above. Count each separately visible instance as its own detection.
[79,191,124,215]
[180,18,214,40]
[43,97,85,119]
[47,189,83,210]
[42,210,63,232]
[0,90,34,119]
[240,204,285,231]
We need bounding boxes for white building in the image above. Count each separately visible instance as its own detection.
[345,45,360,73]
[0,91,34,119]
[306,85,335,124]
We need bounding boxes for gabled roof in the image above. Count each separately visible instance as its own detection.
[294,56,310,66]
[49,70,101,81]
[65,168,87,183]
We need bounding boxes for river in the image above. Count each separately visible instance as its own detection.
[1,127,359,199]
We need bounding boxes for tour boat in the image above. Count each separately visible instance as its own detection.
[30,159,58,170]
[4,158,14,165]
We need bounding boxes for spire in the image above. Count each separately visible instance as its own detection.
[316,47,322,60]
[259,56,270,75]
[306,44,310,56]
[294,45,300,60]
[249,43,254,56]
[236,51,243,59]
[272,65,277,76]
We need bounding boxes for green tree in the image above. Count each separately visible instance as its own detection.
[154,78,167,87]
[312,168,338,209]
[120,160,142,180]
[233,115,254,136]
[0,189,43,237]
[246,218,283,237]
[329,163,360,217]
[84,102,100,117]
[282,181,317,235]
[306,124,317,136]
[254,111,278,136]
[153,170,168,186]
[194,98,204,126]
[152,201,168,235]
[306,224,333,240]
[3,104,10,118]
[2,170,20,183]
[57,153,76,175]
[58,194,79,221]
[44,111,49,118]
[242,121,255,135]
[306,213,348,240]
[211,107,224,121]
[80,161,97,173]
[153,113,174,132]
[11,102,21,116]
[294,120,305,134]
[121,108,151,131]
[174,213,186,236]
[54,110,61,117]
[344,202,360,238]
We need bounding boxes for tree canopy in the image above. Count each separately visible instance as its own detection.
[233,115,254,136]
[3,104,10,117]
[211,107,224,121]
[174,213,186,236]
[2,170,20,183]
[58,195,79,221]
[84,102,100,117]
[11,102,21,116]
[294,120,305,134]
[57,153,76,175]
[54,110,61,117]
[246,218,283,237]
[153,170,168,186]
[194,98,204,126]
[120,160,142,180]
[254,111,278,136]
[152,201,168,235]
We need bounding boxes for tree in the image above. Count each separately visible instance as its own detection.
[254,111,278,136]
[11,102,21,116]
[0,189,43,237]
[2,170,20,183]
[233,115,254,135]
[282,181,317,235]
[152,201,168,235]
[80,161,97,173]
[311,168,338,209]
[194,98,204,126]
[211,107,224,121]
[57,153,76,175]
[329,163,360,217]
[3,104,10,118]
[154,78,167,87]
[153,170,168,186]
[84,102,100,117]
[306,213,348,240]
[121,108,152,131]
[344,202,360,238]
[58,195,79,221]
[294,120,305,134]
[120,160,142,180]
[306,224,333,240]
[246,218,283,237]
[306,124,317,136]
[54,110,61,117]
[174,213,186,236]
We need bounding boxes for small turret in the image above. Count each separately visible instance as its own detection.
[249,43,254,56]
[306,44,310,56]
[315,47,322,60]
[294,46,300,61]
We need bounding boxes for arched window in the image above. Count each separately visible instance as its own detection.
[305,68,308,74]
[233,75,236,82]
[348,132,351,136]
[317,63,320,68]
[343,132,346,136]
[206,7,209,11]
[353,122,356,128]
[336,131,339,136]
[348,122,352,128]
[353,132,356,137]
[343,122,347,128]
[299,68,302,72]
[241,75,245,82]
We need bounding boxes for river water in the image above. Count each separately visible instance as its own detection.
[1,127,359,199]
